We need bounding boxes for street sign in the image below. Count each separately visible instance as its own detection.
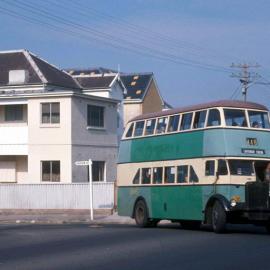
[75,160,89,166]
[75,159,94,221]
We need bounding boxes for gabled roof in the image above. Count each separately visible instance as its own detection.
[131,100,268,122]
[66,68,154,100]
[66,67,117,76]
[120,73,153,100]
[75,75,116,89]
[0,50,81,90]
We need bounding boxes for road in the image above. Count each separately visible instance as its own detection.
[0,223,269,270]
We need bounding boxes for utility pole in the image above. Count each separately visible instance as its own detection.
[230,63,260,101]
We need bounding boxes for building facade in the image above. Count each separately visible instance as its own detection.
[66,68,169,129]
[0,50,118,184]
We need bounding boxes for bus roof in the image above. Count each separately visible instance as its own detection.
[130,100,268,122]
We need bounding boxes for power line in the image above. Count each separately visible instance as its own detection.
[0,0,232,73]
[46,0,240,65]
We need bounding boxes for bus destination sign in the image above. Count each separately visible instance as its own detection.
[241,148,265,155]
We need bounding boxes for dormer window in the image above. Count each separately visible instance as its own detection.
[8,70,29,85]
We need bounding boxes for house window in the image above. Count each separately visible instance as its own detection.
[92,161,105,182]
[41,161,60,182]
[87,105,104,127]
[5,105,23,121]
[41,103,60,124]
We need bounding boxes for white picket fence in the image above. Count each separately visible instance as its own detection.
[0,182,115,209]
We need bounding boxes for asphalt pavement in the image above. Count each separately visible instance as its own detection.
[0,223,269,270]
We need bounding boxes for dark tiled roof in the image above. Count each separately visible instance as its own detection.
[75,75,115,89]
[0,50,81,90]
[131,100,268,122]
[0,51,42,86]
[30,54,80,90]
[120,73,153,100]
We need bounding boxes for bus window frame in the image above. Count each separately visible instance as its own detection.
[192,109,208,130]
[247,109,270,130]
[124,122,135,139]
[144,118,157,136]
[167,114,181,133]
[180,112,194,131]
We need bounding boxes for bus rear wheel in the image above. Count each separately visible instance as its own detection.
[212,201,227,233]
[134,200,152,227]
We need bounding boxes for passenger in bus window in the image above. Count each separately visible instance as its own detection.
[264,163,270,181]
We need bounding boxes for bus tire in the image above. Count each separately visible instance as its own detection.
[264,221,270,233]
[180,220,201,230]
[134,200,150,228]
[212,201,227,233]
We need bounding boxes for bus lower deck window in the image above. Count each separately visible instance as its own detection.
[132,169,140,184]
[142,168,151,184]
[228,160,254,176]
[165,166,176,183]
[218,160,228,175]
[153,167,163,184]
[177,165,188,183]
[205,160,215,176]
[190,166,199,182]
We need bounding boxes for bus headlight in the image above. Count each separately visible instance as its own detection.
[230,195,241,207]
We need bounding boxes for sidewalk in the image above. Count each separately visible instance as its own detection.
[0,209,135,225]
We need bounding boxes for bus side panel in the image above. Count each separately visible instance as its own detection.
[118,131,204,164]
[117,187,152,217]
[151,186,204,220]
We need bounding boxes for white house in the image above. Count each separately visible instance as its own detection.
[0,50,119,184]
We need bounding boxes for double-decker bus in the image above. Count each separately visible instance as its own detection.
[117,100,270,233]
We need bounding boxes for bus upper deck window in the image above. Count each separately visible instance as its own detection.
[168,115,180,133]
[142,168,151,184]
[248,111,270,129]
[193,110,207,129]
[180,113,193,130]
[125,123,134,138]
[145,119,156,135]
[177,165,188,183]
[134,121,145,137]
[207,109,221,127]
[165,166,176,183]
[205,160,215,176]
[224,109,247,127]
[218,159,228,175]
[156,117,168,134]
[153,167,163,184]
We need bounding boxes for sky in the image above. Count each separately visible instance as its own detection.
[1,0,270,108]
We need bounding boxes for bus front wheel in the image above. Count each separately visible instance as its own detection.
[212,201,227,233]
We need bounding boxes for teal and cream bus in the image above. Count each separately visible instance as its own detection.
[117,100,270,233]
